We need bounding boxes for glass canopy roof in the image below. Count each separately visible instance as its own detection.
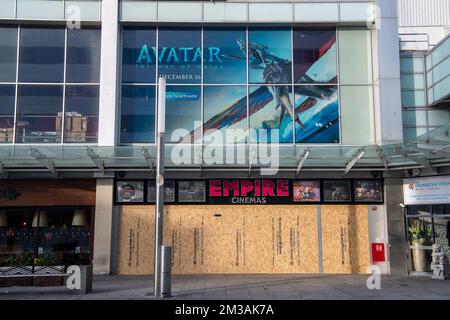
[1,124,450,174]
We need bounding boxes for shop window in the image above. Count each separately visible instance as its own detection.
[66,28,101,83]
[64,85,99,143]
[0,208,93,268]
[122,28,156,84]
[0,85,15,143]
[293,28,337,84]
[16,85,63,143]
[19,28,65,83]
[248,28,292,85]
[203,86,247,144]
[120,85,156,144]
[203,28,246,84]
[158,28,201,84]
[0,27,17,82]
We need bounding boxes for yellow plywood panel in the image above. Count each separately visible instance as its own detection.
[321,205,370,274]
[117,204,368,275]
[118,205,319,275]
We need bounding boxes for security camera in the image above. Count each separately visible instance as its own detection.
[117,171,126,178]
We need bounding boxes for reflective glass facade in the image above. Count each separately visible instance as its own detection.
[120,27,351,145]
[0,27,100,144]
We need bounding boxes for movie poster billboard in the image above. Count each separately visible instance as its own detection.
[158,28,201,84]
[178,181,206,203]
[116,181,144,203]
[294,85,339,143]
[249,86,294,143]
[248,28,292,84]
[203,28,246,84]
[354,180,383,202]
[293,29,337,84]
[147,180,175,203]
[203,86,247,143]
[123,28,156,83]
[293,181,321,202]
[323,181,351,202]
[166,86,201,143]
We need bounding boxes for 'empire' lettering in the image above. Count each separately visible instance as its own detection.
[209,180,289,197]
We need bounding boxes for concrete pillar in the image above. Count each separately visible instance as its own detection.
[385,178,409,275]
[98,0,119,146]
[373,0,404,145]
[93,178,115,275]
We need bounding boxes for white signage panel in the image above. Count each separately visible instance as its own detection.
[403,176,450,205]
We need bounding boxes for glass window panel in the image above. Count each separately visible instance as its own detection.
[203,86,247,144]
[249,85,293,143]
[203,28,246,84]
[433,205,450,215]
[120,85,156,144]
[65,0,100,21]
[16,0,64,19]
[341,86,375,145]
[431,37,450,67]
[293,28,337,84]
[431,56,450,85]
[428,110,450,127]
[19,28,65,83]
[158,28,201,84]
[403,127,428,141]
[400,74,424,90]
[427,71,433,88]
[401,90,426,106]
[66,29,101,83]
[0,28,18,82]
[400,56,424,74]
[0,85,15,143]
[294,85,339,143]
[64,85,99,143]
[16,85,63,143]
[0,0,15,18]
[433,75,450,102]
[402,110,427,126]
[122,28,156,84]
[339,29,372,84]
[248,28,292,84]
[166,86,201,143]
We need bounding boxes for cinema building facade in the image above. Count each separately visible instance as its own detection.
[1,0,449,277]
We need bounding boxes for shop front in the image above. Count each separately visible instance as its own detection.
[0,180,96,285]
[115,178,387,275]
[403,176,450,275]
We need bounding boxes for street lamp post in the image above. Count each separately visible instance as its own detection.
[154,76,166,297]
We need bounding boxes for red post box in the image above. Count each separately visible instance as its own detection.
[371,243,385,262]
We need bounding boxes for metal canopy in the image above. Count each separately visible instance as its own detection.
[1,124,450,174]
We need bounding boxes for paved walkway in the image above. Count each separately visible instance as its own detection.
[0,274,449,300]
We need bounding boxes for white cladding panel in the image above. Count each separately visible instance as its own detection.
[398,0,450,27]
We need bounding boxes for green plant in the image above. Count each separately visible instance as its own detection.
[34,253,60,266]
[408,219,432,243]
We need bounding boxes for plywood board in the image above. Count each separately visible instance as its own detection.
[118,205,319,275]
[321,205,370,274]
[117,204,369,275]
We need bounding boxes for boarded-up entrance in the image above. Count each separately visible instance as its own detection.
[117,205,370,274]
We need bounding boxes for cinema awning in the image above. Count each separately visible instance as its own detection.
[1,124,450,174]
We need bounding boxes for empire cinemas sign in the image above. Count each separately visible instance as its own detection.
[209,179,290,204]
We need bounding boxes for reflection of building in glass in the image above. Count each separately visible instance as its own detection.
[57,112,88,143]
[0,128,14,143]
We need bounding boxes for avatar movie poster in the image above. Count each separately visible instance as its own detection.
[129,27,340,144]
